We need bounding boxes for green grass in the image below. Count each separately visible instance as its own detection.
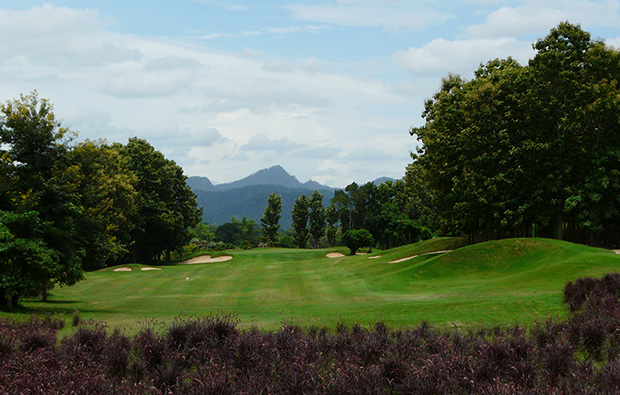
[8,237,620,331]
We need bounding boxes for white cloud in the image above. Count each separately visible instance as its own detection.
[100,67,197,98]
[192,0,249,11]
[294,145,344,159]
[197,24,331,41]
[241,134,305,152]
[0,4,139,70]
[10,2,595,186]
[344,145,391,161]
[465,1,620,38]
[394,37,534,77]
[608,36,620,48]
[284,2,451,30]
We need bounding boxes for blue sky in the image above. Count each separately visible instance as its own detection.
[1,1,619,186]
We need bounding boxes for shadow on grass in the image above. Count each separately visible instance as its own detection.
[1,298,115,317]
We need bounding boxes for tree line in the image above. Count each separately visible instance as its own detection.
[200,178,434,255]
[411,22,620,246]
[0,92,201,307]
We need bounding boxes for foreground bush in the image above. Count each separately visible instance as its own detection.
[2,275,620,393]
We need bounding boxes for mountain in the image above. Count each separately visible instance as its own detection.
[195,184,334,229]
[188,166,335,228]
[372,176,397,185]
[187,165,396,228]
[186,176,214,192]
[213,165,312,191]
[187,165,331,193]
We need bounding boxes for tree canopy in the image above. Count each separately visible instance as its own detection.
[261,192,282,245]
[0,92,201,306]
[0,92,86,306]
[411,22,620,246]
[291,194,310,248]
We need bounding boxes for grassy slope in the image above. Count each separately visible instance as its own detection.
[13,237,620,331]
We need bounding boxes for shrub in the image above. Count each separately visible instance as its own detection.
[5,275,620,393]
[340,229,374,255]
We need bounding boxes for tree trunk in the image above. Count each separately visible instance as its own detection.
[40,285,48,302]
[556,213,564,240]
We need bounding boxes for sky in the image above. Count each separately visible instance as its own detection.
[1,1,619,187]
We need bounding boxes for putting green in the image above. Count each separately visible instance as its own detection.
[14,237,620,331]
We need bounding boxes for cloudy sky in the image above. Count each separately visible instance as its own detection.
[1,1,619,187]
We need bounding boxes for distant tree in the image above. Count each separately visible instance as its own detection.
[261,193,282,245]
[190,223,216,244]
[291,194,310,248]
[341,229,374,256]
[232,216,260,248]
[119,138,202,263]
[402,162,438,231]
[70,140,137,270]
[325,204,339,247]
[275,228,297,249]
[308,191,326,248]
[331,188,353,231]
[215,222,243,245]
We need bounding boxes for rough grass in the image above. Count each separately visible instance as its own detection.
[9,237,620,331]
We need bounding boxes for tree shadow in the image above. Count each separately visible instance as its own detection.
[1,298,113,316]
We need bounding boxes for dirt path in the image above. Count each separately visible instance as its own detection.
[389,250,452,263]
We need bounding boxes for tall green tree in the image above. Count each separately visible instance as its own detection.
[411,23,620,245]
[291,194,310,248]
[260,192,282,245]
[0,211,61,309]
[0,92,84,305]
[119,138,201,263]
[70,140,137,269]
[325,204,339,247]
[308,191,326,248]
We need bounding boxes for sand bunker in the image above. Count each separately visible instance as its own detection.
[113,267,132,272]
[141,267,162,271]
[614,250,620,255]
[368,256,381,259]
[326,252,345,258]
[181,255,233,264]
[389,250,453,263]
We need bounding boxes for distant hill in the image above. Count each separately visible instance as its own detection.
[215,165,305,191]
[187,176,215,192]
[195,184,334,229]
[189,166,335,228]
[188,165,331,193]
[372,176,396,185]
[187,166,399,228]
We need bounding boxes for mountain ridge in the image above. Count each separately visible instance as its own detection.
[187,165,397,227]
[187,165,335,193]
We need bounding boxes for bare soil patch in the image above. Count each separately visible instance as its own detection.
[181,255,233,264]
